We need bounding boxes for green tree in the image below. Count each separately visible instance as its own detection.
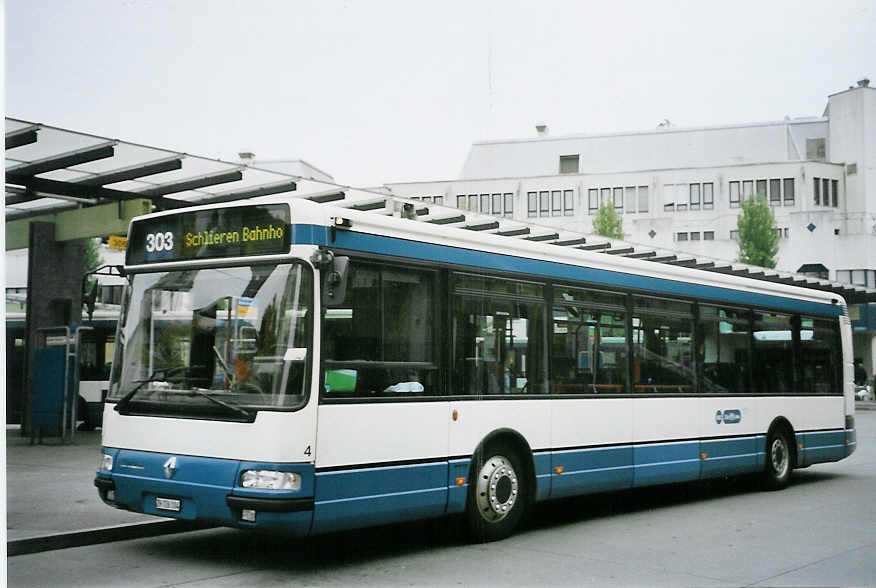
[82,238,103,287]
[736,195,779,268]
[592,202,623,239]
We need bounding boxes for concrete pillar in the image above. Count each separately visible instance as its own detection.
[22,222,85,436]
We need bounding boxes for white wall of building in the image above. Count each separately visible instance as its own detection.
[459,119,828,179]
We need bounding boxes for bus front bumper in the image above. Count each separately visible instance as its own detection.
[94,447,314,535]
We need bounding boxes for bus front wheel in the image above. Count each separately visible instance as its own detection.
[763,428,793,490]
[466,441,526,542]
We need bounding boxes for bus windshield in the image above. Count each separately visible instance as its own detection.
[108,263,312,419]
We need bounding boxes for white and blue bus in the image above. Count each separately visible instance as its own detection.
[95,196,856,542]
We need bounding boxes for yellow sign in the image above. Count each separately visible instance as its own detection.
[108,235,128,250]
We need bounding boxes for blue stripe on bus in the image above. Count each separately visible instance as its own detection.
[551,445,633,498]
[292,224,842,316]
[700,436,762,477]
[312,461,448,534]
[798,430,848,466]
[845,429,856,457]
[633,441,701,486]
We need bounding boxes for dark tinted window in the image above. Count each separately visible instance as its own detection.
[322,264,438,398]
[632,297,694,393]
[799,316,841,394]
[452,274,547,395]
[751,312,794,394]
[698,305,750,394]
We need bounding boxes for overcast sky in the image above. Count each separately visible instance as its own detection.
[5,0,875,187]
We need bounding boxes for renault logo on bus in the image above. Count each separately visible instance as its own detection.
[163,456,178,479]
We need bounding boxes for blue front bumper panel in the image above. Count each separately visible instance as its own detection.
[96,448,314,535]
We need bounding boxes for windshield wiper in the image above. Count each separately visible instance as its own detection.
[186,388,255,420]
[114,365,201,413]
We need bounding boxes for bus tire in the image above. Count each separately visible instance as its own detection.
[763,427,792,490]
[466,440,526,543]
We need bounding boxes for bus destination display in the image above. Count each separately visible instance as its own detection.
[126,204,291,264]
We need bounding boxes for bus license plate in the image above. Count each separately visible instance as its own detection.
[155,497,181,512]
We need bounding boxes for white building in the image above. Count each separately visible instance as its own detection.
[381,80,876,383]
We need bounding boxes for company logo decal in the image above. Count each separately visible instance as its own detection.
[715,409,742,424]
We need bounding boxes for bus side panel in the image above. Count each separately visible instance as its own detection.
[448,399,552,501]
[752,395,846,467]
[550,398,633,498]
[312,402,450,534]
[633,398,701,486]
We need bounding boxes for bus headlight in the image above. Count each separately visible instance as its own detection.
[99,454,114,472]
[240,470,301,490]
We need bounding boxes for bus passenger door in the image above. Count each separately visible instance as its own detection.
[311,263,450,534]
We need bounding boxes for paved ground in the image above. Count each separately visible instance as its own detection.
[5,427,165,540]
[6,406,876,586]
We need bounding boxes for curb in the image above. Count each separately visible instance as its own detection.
[7,520,214,556]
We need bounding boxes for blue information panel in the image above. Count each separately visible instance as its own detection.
[126,204,291,265]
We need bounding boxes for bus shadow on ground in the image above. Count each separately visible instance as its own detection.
[142,468,843,570]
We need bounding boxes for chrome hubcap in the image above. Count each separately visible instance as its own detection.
[771,437,788,478]
[475,455,519,523]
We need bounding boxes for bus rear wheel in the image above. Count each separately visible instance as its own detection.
[466,441,526,542]
[763,428,792,490]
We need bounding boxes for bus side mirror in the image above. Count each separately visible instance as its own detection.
[322,255,349,307]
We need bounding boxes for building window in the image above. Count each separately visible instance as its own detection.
[588,189,598,213]
[563,190,574,216]
[527,192,537,217]
[783,228,789,238]
[702,183,714,210]
[690,231,701,241]
[503,193,514,217]
[703,231,715,241]
[539,191,550,216]
[676,232,688,241]
[491,193,502,215]
[624,187,637,214]
[559,154,580,174]
[551,190,562,216]
[479,194,489,213]
[663,184,675,212]
[729,181,740,208]
[837,269,876,288]
[769,178,781,206]
[675,184,687,212]
[730,230,739,241]
[756,179,767,200]
[613,187,623,210]
[742,180,754,202]
[806,138,826,160]
[456,195,466,209]
[813,177,839,208]
[689,183,701,211]
[783,178,794,206]
[638,186,649,213]
[600,188,611,208]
